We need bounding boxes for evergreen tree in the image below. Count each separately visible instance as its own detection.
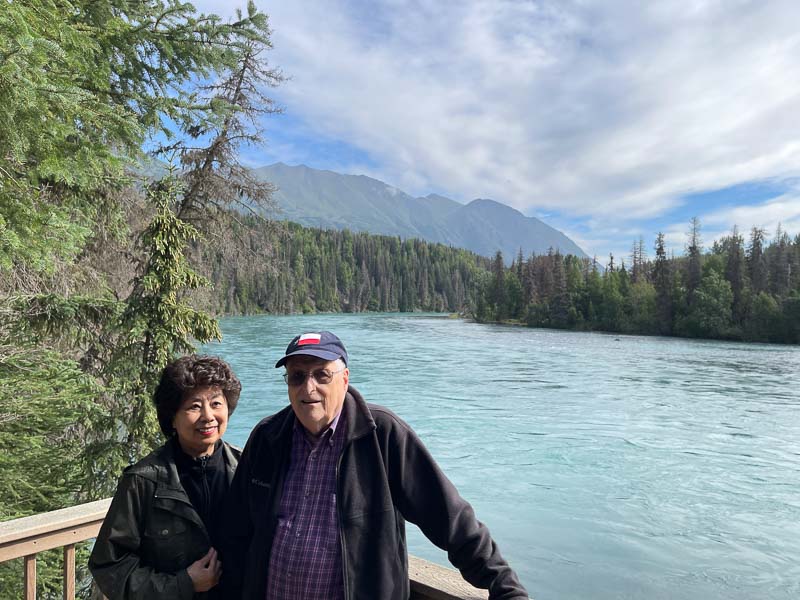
[685,217,703,304]
[748,227,768,294]
[782,293,800,344]
[174,32,284,224]
[724,226,747,325]
[630,236,647,283]
[505,272,525,321]
[549,252,569,327]
[464,228,796,343]
[653,232,673,334]
[600,270,624,331]
[489,250,507,321]
[585,265,604,330]
[768,224,791,297]
[515,247,525,282]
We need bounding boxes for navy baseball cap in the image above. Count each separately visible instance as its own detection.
[275,331,349,368]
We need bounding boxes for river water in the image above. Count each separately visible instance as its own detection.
[202,313,800,600]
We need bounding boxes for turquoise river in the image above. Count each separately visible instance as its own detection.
[201,313,800,600]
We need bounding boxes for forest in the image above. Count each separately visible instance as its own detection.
[191,218,490,315]
[194,216,800,345]
[472,221,800,344]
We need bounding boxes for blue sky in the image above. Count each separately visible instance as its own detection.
[193,0,800,264]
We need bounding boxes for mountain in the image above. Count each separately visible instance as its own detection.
[252,163,588,260]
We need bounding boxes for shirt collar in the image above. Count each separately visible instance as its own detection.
[294,403,346,447]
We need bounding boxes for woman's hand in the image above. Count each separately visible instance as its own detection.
[187,547,222,592]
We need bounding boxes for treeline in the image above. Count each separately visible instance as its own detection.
[475,219,800,343]
[193,219,490,315]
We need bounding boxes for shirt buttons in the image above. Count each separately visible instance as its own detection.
[161,529,169,535]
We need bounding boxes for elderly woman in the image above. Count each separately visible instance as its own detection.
[90,355,242,600]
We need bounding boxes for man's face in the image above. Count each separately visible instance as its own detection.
[285,355,349,436]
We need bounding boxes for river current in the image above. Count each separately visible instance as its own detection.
[202,313,800,600]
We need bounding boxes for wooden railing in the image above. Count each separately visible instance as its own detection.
[408,557,489,599]
[0,499,111,600]
[0,499,490,600]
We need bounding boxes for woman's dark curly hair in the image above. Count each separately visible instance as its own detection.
[153,355,242,437]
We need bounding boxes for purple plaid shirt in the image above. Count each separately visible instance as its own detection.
[265,407,347,600]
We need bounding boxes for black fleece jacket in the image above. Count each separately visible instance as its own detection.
[220,386,529,600]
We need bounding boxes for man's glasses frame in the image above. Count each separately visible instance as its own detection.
[283,365,346,386]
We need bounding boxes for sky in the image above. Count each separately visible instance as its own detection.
[193,0,800,264]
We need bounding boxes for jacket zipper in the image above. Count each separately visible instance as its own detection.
[200,454,210,523]
[335,402,376,600]
[336,442,350,600]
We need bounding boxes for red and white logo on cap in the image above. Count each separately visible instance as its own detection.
[297,333,322,346]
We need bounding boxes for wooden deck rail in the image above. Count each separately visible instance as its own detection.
[0,499,112,600]
[0,499,491,600]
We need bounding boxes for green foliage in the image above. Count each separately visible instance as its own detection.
[781,294,800,344]
[125,182,220,364]
[0,193,93,276]
[0,2,280,598]
[471,220,800,344]
[0,348,100,516]
[1,0,276,285]
[505,272,525,322]
[746,292,783,342]
[194,219,490,316]
[0,0,133,187]
[627,281,659,334]
[86,180,221,497]
[676,271,733,338]
[0,343,100,598]
[489,250,508,321]
[600,270,624,332]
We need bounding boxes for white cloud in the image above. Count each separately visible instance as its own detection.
[703,192,800,239]
[193,0,800,256]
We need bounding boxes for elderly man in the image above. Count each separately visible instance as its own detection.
[222,331,528,600]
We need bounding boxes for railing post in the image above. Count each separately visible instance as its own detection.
[63,544,76,600]
[24,553,36,600]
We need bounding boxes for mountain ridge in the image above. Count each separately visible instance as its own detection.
[253,162,588,260]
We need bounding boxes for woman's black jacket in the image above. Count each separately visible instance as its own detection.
[89,440,240,600]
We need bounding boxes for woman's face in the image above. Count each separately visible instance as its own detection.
[172,385,228,457]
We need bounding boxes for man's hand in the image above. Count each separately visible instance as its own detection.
[187,547,222,592]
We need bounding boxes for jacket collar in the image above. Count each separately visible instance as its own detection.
[154,438,238,488]
[146,439,238,534]
[341,386,377,442]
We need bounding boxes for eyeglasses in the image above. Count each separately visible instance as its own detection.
[283,365,346,386]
